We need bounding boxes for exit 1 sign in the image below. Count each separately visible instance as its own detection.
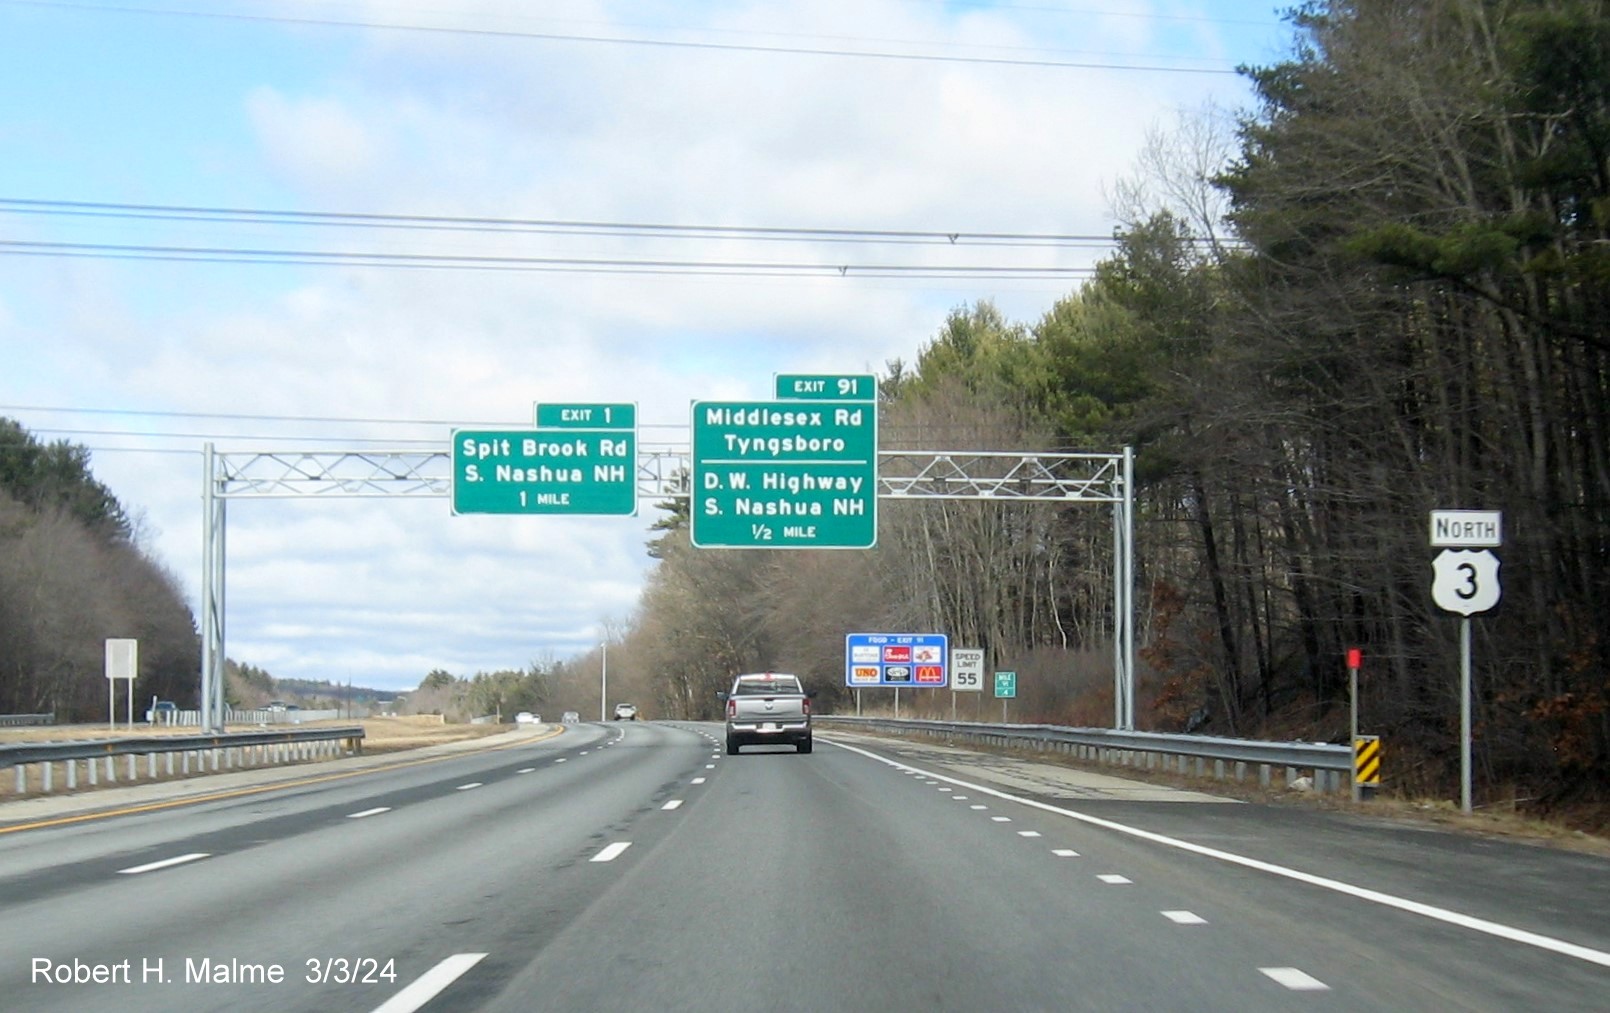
[452,429,636,515]
[535,403,635,430]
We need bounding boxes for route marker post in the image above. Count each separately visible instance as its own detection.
[1348,646,1362,802]
[1430,510,1503,814]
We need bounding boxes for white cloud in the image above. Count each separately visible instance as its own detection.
[246,87,388,192]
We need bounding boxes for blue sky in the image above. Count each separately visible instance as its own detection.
[1,0,1293,691]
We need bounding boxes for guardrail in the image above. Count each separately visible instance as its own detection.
[816,716,1353,794]
[1,726,366,797]
[0,713,56,728]
[150,708,345,726]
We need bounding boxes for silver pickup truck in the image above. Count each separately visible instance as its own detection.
[721,673,814,754]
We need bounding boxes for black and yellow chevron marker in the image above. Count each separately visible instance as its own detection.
[1354,736,1381,785]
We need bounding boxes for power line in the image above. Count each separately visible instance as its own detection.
[5,0,1245,75]
[0,239,1096,279]
[0,197,1142,248]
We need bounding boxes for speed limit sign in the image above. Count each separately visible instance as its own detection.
[950,648,984,692]
[1431,549,1501,615]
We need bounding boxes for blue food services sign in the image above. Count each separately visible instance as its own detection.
[845,633,949,688]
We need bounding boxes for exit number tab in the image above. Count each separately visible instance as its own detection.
[774,374,877,402]
[534,403,636,430]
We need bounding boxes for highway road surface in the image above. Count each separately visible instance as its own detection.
[1,721,1606,1011]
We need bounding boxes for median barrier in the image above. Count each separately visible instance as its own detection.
[1,727,365,797]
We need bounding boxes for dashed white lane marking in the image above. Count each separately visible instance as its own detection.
[825,738,1610,970]
[456,783,482,791]
[347,807,391,819]
[662,800,684,810]
[1018,831,1042,838]
[517,768,535,774]
[371,952,488,1013]
[591,842,632,863]
[1260,967,1330,991]
[555,758,568,763]
[705,764,716,769]
[118,853,210,875]
[951,795,968,800]
[1163,911,1208,925]
[1098,874,1132,885]
[991,816,1012,823]
[581,751,591,755]
[691,777,707,785]
[1052,849,1080,858]
[969,805,988,811]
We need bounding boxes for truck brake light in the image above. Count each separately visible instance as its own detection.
[726,698,737,719]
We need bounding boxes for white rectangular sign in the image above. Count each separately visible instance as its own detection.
[950,648,985,692]
[105,638,138,680]
[1430,510,1502,547]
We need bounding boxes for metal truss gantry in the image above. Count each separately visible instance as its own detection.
[198,444,1135,732]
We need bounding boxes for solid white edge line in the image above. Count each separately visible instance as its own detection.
[591,842,632,862]
[117,853,210,875]
[370,952,488,1013]
[347,807,391,819]
[822,738,1610,969]
[1259,967,1330,991]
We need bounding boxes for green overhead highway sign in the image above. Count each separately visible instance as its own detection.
[775,373,877,402]
[690,400,878,548]
[535,402,635,430]
[452,429,636,515]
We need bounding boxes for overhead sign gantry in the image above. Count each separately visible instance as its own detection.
[196,379,1135,734]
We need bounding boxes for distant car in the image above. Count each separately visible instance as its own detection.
[562,711,580,723]
[146,700,178,723]
[514,711,539,724]
[613,703,638,720]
